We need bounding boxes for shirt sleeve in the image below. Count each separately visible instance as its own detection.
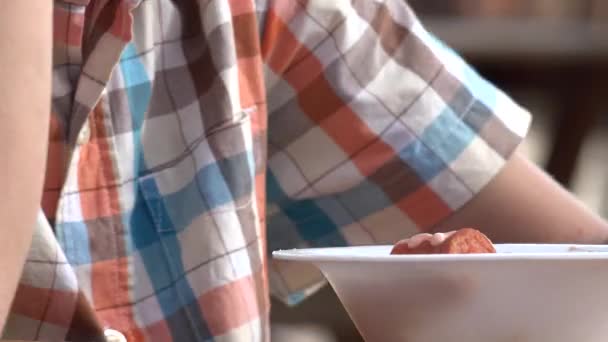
[261,0,531,305]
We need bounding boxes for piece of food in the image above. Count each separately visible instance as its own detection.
[390,228,496,255]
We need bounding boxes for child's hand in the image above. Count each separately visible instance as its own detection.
[399,231,457,249]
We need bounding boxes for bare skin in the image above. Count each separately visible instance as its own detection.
[0,1,52,329]
[406,152,608,248]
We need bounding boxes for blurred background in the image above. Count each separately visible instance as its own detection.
[271,1,608,340]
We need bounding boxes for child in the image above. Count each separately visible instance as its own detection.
[1,1,606,341]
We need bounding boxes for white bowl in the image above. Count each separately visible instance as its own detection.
[273,244,608,342]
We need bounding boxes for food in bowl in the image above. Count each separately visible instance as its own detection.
[390,228,496,254]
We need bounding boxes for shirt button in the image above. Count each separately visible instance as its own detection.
[104,328,127,342]
[77,124,90,145]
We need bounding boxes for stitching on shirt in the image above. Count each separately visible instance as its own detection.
[153,199,167,232]
[138,171,256,233]
[151,198,167,232]
[135,104,258,234]
[89,103,126,301]
[137,178,168,232]
[43,103,264,195]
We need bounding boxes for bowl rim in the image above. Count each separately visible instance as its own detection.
[272,244,608,263]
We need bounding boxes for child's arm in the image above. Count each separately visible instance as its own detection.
[0,1,52,329]
[432,152,608,244]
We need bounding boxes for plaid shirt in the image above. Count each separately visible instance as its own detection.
[3,0,530,341]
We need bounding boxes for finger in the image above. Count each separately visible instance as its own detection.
[406,233,433,248]
[429,231,457,246]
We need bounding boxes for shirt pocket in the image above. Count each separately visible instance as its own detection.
[137,108,258,234]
